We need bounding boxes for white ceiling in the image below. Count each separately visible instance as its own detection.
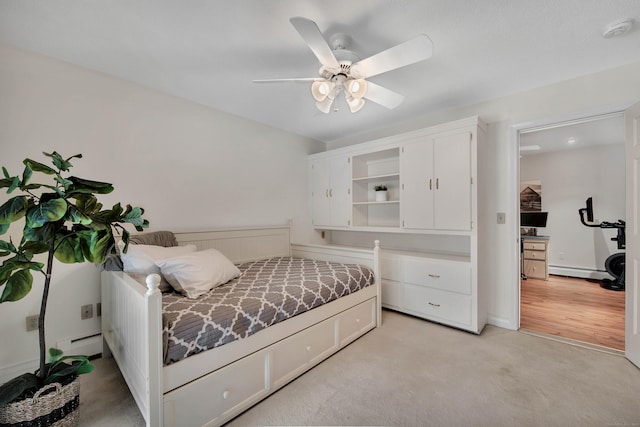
[1,1,639,144]
[519,113,625,156]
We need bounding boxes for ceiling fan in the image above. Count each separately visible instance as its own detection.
[254,17,433,113]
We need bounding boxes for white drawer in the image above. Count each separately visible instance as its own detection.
[338,298,376,346]
[271,315,336,388]
[381,279,402,308]
[403,284,472,326]
[164,348,268,425]
[404,258,471,295]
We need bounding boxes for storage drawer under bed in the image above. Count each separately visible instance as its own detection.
[162,297,377,426]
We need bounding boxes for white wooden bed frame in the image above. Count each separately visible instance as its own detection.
[101,225,381,426]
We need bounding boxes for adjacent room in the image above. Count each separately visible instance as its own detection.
[519,114,626,351]
[1,1,640,426]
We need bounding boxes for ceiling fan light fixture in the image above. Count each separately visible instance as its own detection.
[311,81,334,101]
[346,96,365,113]
[346,79,368,98]
[315,97,333,114]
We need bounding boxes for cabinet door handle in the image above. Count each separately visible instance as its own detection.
[429,178,432,190]
[436,178,439,189]
[329,189,333,197]
[428,274,440,279]
[428,302,441,307]
[325,189,329,198]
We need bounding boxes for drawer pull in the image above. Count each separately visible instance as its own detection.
[306,345,311,352]
[428,302,441,307]
[428,274,440,279]
[223,390,230,400]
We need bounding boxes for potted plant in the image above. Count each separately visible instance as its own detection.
[374,185,388,202]
[0,151,148,426]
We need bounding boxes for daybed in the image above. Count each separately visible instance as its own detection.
[101,224,381,426]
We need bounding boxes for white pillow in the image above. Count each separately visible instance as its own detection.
[156,248,241,299]
[121,244,198,275]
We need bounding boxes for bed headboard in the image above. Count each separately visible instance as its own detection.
[174,225,291,263]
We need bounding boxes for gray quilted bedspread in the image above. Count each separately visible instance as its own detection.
[161,256,375,365]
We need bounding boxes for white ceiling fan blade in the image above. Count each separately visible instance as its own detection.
[363,81,404,109]
[289,17,341,71]
[253,77,324,83]
[350,35,433,79]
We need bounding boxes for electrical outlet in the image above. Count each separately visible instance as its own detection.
[26,315,39,332]
[80,304,93,320]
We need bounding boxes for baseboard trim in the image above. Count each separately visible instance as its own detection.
[488,315,515,331]
[548,266,609,280]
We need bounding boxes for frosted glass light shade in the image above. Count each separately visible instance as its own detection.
[346,79,368,98]
[311,81,334,102]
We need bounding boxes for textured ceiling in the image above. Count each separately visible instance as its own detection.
[1,1,639,143]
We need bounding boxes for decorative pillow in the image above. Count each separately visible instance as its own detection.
[121,244,197,292]
[156,248,241,299]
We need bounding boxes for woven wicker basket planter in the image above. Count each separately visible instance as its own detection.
[0,377,80,427]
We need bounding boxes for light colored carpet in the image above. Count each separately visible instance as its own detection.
[79,310,640,426]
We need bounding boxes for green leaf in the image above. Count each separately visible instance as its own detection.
[23,158,56,175]
[25,198,67,228]
[45,358,93,385]
[0,372,38,405]
[75,194,101,214]
[54,235,84,263]
[0,196,31,224]
[2,167,9,179]
[0,177,15,189]
[7,176,20,194]
[21,241,49,255]
[0,240,16,253]
[79,230,112,263]
[54,175,73,190]
[67,176,114,196]
[66,206,93,225]
[0,223,9,235]
[0,269,33,302]
[43,151,81,172]
[48,348,64,363]
[21,164,33,188]
[23,221,58,243]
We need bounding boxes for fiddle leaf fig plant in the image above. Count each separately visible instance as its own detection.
[0,151,149,405]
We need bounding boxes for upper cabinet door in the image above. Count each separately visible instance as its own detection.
[311,156,351,227]
[434,132,472,230]
[311,158,332,227]
[401,140,434,229]
[330,156,352,227]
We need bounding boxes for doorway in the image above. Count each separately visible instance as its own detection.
[517,113,625,350]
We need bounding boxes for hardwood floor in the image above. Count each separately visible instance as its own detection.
[520,275,625,350]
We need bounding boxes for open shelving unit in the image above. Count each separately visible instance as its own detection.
[351,148,400,228]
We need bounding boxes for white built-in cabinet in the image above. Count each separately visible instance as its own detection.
[308,116,487,333]
[402,132,472,231]
[311,156,351,227]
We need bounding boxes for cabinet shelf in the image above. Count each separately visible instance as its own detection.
[352,173,400,183]
[352,201,399,205]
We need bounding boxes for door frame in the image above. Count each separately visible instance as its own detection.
[508,105,631,331]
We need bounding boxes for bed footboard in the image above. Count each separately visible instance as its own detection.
[101,271,163,426]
